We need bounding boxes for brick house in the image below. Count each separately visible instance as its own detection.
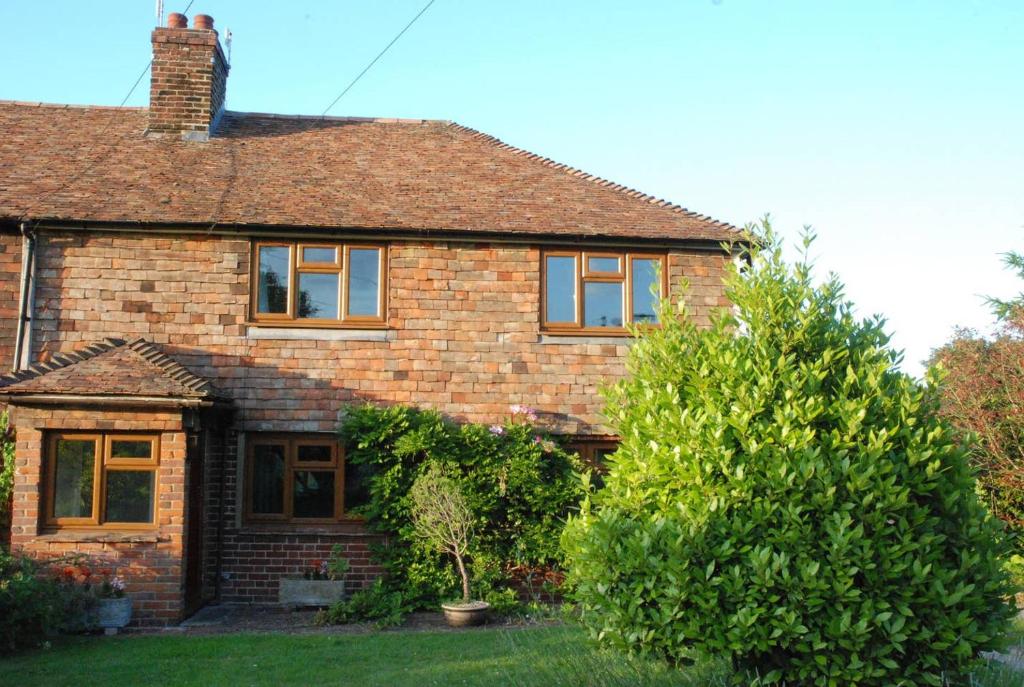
[0,14,737,626]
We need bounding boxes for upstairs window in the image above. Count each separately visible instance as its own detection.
[542,250,666,333]
[251,242,386,326]
[45,433,160,529]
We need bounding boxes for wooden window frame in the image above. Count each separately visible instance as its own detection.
[44,432,160,530]
[244,434,356,524]
[541,249,667,335]
[569,439,618,472]
[250,241,388,329]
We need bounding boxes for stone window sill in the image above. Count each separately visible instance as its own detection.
[246,326,393,342]
[539,334,635,345]
[36,531,167,544]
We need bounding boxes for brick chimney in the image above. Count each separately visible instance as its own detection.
[148,13,229,141]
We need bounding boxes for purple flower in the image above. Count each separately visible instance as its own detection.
[489,425,505,436]
[534,435,543,444]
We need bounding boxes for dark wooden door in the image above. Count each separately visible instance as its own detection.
[183,430,205,617]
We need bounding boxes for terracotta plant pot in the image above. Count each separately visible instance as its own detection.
[441,600,490,627]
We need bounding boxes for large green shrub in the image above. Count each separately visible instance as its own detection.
[341,404,585,609]
[0,412,14,541]
[0,552,61,655]
[562,225,1014,685]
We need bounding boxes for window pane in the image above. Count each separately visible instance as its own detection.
[257,246,290,314]
[53,439,95,519]
[297,272,340,319]
[293,471,335,518]
[105,471,154,523]
[251,444,285,515]
[302,246,337,264]
[545,256,577,323]
[631,258,660,324]
[348,248,381,317]
[584,281,623,328]
[110,439,153,460]
[297,444,333,463]
[587,256,620,273]
[344,460,372,512]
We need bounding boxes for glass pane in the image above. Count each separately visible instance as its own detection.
[302,246,337,264]
[344,460,372,513]
[53,439,95,519]
[587,256,620,273]
[297,444,333,463]
[347,248,381,317]
[584,281,624,328]
[257,246,290,314]
[251,444,285,515]
[105,471,154,523]
[297,272,340,319]
[631,258,660,324]
[110,439,153,460]
[294,471,335,518]
[545,256,577,323]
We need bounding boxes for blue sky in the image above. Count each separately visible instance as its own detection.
[2,1,1021,375]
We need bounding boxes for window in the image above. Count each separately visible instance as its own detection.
[569,439,618,489]
[245,435,368,523]
[541,250,666,333]
[251,242,386,326]
[45,433,159,528]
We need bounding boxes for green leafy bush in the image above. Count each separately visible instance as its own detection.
[340,404,585,609]
[315,579,406,629]
[562,224,1015,685]
[0,412,14,540]
[0,552,61,655]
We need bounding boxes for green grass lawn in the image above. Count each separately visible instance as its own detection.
[1,622,1021,687]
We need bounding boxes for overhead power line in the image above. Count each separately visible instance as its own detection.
[321,0,438,116]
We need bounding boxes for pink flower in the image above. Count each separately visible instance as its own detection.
[511,404,538,422]
[489,425,505,435]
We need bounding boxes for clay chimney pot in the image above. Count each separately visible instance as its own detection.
[193,14,214,31]
[167,13,187,29]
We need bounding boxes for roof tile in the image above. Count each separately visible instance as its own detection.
[0,102,740,242]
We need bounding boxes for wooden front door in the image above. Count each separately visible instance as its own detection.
[183,430,205,617]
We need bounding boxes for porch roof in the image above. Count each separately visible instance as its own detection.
[0,337,229,406]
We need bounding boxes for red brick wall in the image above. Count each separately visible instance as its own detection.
[15,229,729,611]
[7,405,189,627]
[32,231,730,436]
[198,427,383,604]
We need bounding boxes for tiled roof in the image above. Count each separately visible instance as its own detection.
[0,101,740,243]
[0,337,228,401]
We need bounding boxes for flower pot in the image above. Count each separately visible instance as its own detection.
[441,600,490,628]
[278,578,346,608]
[96,597,132,633]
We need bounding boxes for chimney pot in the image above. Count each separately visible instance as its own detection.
[193,14,214,31]
[167,13,188,29]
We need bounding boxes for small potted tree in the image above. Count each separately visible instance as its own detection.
[279,544,350,608]
[409,465,489,627]
[95,575,131,635]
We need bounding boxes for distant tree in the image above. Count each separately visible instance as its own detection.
[930,250,1024,553]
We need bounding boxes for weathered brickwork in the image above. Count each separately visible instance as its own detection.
[32,231,730,435]
[8,229,729,614]
[148,25,228,137]
[7,405,189,626]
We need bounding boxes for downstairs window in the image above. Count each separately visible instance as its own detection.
[244,434,369,523]
[45,433,160,529]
